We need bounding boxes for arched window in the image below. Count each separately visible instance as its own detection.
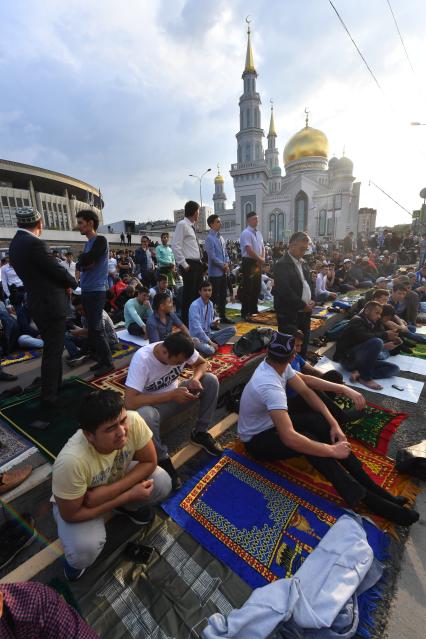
[327,211,335,236]
[244,202,253,216]
[318,209,326,236]
[256,142,262,160]
[294,191,308,232]
[269,213,276,242]
[277,211,284,240]
[244,144,251,162]
[247,109,251,128]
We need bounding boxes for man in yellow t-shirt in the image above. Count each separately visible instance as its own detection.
[52,389,172,581]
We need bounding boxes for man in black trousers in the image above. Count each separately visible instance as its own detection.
[273,231,315,357]
[172,200,205,325]
[239,211,265,320]
[9,207,77,412]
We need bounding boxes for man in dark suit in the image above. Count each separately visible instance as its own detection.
[272,232,315,356]
[9,207,77,409]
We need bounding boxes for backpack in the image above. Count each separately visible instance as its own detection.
[325,319,350,341]
[233,327,274,357]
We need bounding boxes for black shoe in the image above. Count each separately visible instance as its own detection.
[23,376,42,392]
[220,317,236,325]
[0,513,37,570]
[67,353,89,367]
[158,457,182,491]
[0,371,18,382]
[113,506,155,525]
[90,363,114,376]
[63,559,86,582]
[0,385,23,400]
[190,430,223,456]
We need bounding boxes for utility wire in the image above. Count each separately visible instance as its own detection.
[368,180,412,216]
[328,0,382,92]
[386,0,415,73]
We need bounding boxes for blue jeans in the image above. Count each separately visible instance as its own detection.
[343,337,400,381]
[194,326,236,356]
[81,291,112,367]
[405,325,426,344]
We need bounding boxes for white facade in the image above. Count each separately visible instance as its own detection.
[211,28,361,244]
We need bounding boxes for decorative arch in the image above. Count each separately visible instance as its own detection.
[269,212,276,242]
[318,209,326,236]
[244,201,253,216]
[294,191,308,232]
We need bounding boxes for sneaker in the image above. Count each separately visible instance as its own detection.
[158,457,182,491]
[67,353,89,367]
[113,506,155,525]
[0,513,37,570]
[190,430,223,456]
[63,559,86,582]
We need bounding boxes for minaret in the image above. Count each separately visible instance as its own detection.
[235,21,264,165]
[265,102,280,170]
[212,165,227,213]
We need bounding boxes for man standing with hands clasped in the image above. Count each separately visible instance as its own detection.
[239,210,265,320]
[273,232,315,357]
[204,214,234,324]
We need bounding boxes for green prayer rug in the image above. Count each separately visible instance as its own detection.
[406,342,426,360]
[336,397,407,454]
[0,379,94,461]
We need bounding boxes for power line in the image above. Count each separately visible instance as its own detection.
[386,0,415,73]
[328,0,382,92]
[368,179,412,216]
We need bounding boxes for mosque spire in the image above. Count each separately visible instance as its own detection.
[244,17,256,74]
[304,107,310,128]
[268,101,277,137]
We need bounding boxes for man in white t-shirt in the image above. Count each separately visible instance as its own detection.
[52,389,172,581]
[238,331,419,527]
[125,332,220,490]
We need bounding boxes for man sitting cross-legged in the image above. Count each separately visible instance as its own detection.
[146,292,189,343]
[52,390,172,582]
[188,279,236,356]
[124,332,221,491]
[334,301,401,390]
[238,332,419,527]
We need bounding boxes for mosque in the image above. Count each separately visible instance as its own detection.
[212,25,362,244]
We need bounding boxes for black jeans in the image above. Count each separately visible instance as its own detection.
[241,257,261,317]
[181,260,204,325]
[210,274,227,319]
[245,413,369,507]
[29,304,66,403]
[128,322,146,337]
[81,291,113,367]
[277,310,311,357]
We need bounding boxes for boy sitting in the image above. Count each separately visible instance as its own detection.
[188,279,236,356]
[52,390,171,581]
[124,285,152,336]
[146,292,189,343]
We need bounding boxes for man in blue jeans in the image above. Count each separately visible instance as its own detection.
[76,210,113,377]
[334,301,400,390]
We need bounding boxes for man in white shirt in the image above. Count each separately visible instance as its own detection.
[124,332,220,490]
[238,331,419,527]
[239,211,265,319]
[315,264,337,303]
[61,252,77,279]
[171,201,204,325]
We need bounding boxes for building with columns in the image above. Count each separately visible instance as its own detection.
[212,25,362,244]
[0,159,103,230]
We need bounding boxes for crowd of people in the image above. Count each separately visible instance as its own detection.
[0,202,423,616]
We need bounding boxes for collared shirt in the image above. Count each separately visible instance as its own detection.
[1,264,24,298]
[240,226,264,258]
[289,252,312,304]
[171,217,202,269]
[204,229,229,277]
[143,248,154,271]
[188,296,217,342]
[146,310,183,343]
[124,298,153,329]
[156,244,175,267]
[61,259,76,278]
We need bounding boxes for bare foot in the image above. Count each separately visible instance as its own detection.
[350,370,360,383]
[357,378,383,390]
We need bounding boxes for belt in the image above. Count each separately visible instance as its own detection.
[186,259,201,264]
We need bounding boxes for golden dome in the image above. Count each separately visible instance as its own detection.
[284,125,329,166]
[214,173,224,184]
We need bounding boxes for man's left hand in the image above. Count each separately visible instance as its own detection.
[329,421,348,444]
[343,387,366,410]
[187,379,203,392]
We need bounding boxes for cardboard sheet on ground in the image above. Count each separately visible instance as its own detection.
[416,326,426,335]
[226,302,269,311]
[315,356,424,403]
[390,354,426,376]
[117,329,149,348]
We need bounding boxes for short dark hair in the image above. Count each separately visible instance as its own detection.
[153,292,172,311]
[185,200,200,218]
[76,209,99,230]
[161,232,169,238]
[289,231,310,245]
[381,304,395,317]
[163,332,194,358]
[199,279,212,290]
[392,284,407,293]
[157,273,168,283]
[372,288,389,299]
[207,214,219,227]
[246,210,257,219]
[364,301,383,313]
[80,390,124,434]
[135,284,149,295]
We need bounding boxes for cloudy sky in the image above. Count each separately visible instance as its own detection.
[1,0,425,227]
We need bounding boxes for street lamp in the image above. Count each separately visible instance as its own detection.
[189,168,211,208]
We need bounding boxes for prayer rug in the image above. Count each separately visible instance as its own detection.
[112,340,137,360]
[0,420,34,469]
[406,342,426,360]
[235,321,277,336]
[0,349,40,367]
[0,379,95,461]
[249,310,278,326]
[336,397,408,455]
[230,440,419,536]
[163,448,389,592]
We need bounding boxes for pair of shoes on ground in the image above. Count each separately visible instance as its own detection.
[0,513,37,570]
[63,505,155,581]
[67,353,91,367]
[0,370,18,382]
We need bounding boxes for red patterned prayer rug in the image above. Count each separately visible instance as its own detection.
[230,440,419,536]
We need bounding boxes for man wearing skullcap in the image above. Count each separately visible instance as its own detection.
[9,207,77,415]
